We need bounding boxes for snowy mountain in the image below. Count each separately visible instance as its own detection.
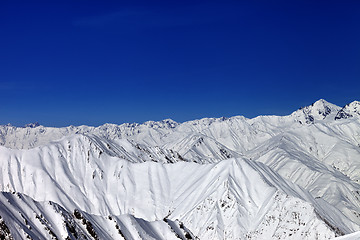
[335,101,360,120]
[291,99,341,124]
[1,99,360,239]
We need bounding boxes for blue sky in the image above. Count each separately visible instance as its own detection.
[1,1,359,127]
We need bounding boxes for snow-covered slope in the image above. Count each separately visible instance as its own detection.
[0,153,353,239]
[0,99,360,239]
[0,191,193,240]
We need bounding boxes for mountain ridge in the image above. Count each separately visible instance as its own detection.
[1,99,359,151]
[2,99,357,132]
[1,99,360,239]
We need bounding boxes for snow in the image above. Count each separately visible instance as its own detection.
[0,99,360,239]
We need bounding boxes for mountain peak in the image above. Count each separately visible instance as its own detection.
[310,99,338,108]
[292,99,341,124]
[23,122,40,128]
[346,100,360,108]
[312,98,329,105]
[335,100,360,120]
[143,118,178,129]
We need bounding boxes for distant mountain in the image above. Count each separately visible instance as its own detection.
[23,122,40,128]
[291,99,341,124]
[0,99,360,239]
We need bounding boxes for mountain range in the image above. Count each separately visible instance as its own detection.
[1,99,360,239]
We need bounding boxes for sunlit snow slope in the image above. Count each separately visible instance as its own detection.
[1,99,360,239]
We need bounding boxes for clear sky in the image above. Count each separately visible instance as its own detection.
[1,1,359,127]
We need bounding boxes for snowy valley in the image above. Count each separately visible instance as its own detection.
[1,99,360,239]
